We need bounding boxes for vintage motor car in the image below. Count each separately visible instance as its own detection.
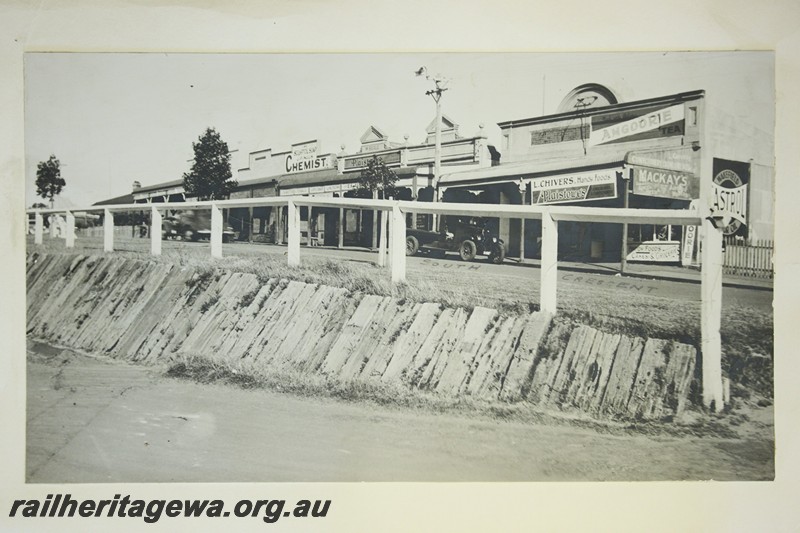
[405,216,506,264]
[162,210,237,243]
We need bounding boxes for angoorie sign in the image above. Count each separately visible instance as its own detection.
[528,169,619,205]
[589,104,684,146]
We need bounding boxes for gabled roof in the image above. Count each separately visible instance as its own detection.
[360,126,389,144]
[425,114,458,134]
[94,193,135,206]
[133,179,185,194]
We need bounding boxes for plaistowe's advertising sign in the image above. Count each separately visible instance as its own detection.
[529,169,619,205]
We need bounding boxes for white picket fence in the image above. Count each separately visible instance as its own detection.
[27,196,729,410]
[723,237,774,279]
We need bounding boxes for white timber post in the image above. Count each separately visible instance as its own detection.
[378,209,388,267]
[151,206,162,256]
[338,207,344,249]
[287,200,300,266]
[387,207,394,269]
[211,203,223,259]
[697,97,724,410]
[540,210,558,314]
[103,209,114,252]
[390,206,406,283]
[701,220,724,410]
[34,212,43,245]
[65,211,75,248]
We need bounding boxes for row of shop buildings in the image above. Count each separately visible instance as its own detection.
[103,83,774,264]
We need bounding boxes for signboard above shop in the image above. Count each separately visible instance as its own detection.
[284,140,335,174]
[632,165,699,201]
[527,168,620,205]
[589,104,685,147]
[344,150,402,171]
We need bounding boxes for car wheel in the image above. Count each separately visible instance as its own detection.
[490,242,506,264]
[406,235,420,256]
[459,240,477,261]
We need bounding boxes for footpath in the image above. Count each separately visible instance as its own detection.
[504,257,773,291]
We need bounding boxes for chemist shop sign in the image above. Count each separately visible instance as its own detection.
[632,165,699,200]
[529,169,618,205]
[711,158,749,237]
[284,140,334,174]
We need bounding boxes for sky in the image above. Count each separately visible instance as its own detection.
[24,51,774,208]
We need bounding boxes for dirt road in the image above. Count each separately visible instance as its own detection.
[26,342,773,483]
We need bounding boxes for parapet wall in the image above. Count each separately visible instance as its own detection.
[26,253,697,420]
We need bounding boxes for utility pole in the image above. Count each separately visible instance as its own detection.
[574,96,597,156]
[416,66,448,231]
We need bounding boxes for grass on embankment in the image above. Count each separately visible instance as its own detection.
[164,352,757,439]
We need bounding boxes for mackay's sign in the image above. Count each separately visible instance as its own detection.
[710,158,749,237]
[529,169,619,205]
[589,104,684,146]
[632,165,699,201]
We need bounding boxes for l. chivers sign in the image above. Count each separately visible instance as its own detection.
[528,169,618,205]
[589,104,684,146]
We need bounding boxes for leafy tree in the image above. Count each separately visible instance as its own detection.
[35,155,66,208]
[182,127,237,200]
[355,156,398,199]
[30,202,48,209]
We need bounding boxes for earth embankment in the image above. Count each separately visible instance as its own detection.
[26,252,697,420]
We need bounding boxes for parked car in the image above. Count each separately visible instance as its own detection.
[405,216,506,264]
[162,210,237,243]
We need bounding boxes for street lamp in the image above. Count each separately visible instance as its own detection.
[416,66,448,230]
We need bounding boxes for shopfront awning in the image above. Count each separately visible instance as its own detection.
[438,153,627,188]
[439,145,699,189]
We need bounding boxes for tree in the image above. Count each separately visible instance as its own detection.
[182,127,237,200]
[35,155,66,208]
[30,202,48,209]
[355,156,398,199]
[354,156,399,250]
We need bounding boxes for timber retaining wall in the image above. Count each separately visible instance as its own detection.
[26,253,697,420]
